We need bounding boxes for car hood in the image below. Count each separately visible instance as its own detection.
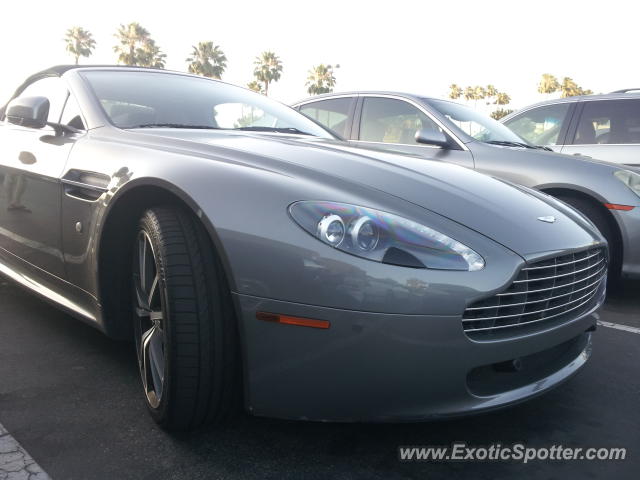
[128,129,602,257]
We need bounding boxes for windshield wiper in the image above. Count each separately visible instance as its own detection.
[233,126,313,136]
[486,140,538,149]
[126,123,222,130]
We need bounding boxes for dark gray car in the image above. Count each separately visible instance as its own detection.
[293,93,640,282]
[0,67,606,431]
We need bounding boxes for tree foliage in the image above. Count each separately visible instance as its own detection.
[253,51,283,96]
[65,27,96,65]
[186,42,227,79]
[448,84,463,100]
[247,80,265,94]
[463,86,475,102]
[494,92,511,105]
[114,22,166,68]
[490,108,514,120]
[538,73,560,95]
[452,84,511,111]
[538,73,592,97]
[560,77,592,97]
[306,64,339,95]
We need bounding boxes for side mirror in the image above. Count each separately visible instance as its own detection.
[415,128,449,148]
[6,96,50,129]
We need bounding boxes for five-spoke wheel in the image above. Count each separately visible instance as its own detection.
[133,230,165,409]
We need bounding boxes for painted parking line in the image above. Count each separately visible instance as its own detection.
[598,320,640,335]
[0,422,51,479]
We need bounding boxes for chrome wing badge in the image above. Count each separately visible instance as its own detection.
[537,216,557,223]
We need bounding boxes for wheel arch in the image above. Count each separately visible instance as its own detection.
[96,178,238,339]
[539,185,623,273]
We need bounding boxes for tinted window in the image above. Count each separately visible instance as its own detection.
[503,103,570,145]
[299,98,353,138]
[60,94,86,130]
[359,97,441,144]
[572,99,640,145]
[14,76,68,123]
[82,71,333,138]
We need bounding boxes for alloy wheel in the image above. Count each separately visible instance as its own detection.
[133,230,166,409]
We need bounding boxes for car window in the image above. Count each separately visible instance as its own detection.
[503,103,571,145]
[299,98,353,138]
[60,93,86,130]
[359,97,441,145]
[13,76,68,124]
[425,99,526,144]
[572,99,640,145]
[82,71,333,138]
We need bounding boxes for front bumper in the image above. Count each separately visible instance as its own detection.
[235,283,603,422]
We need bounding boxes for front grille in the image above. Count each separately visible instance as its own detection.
[463,247,606,339]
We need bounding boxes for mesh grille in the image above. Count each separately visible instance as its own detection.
[463,247,606,339]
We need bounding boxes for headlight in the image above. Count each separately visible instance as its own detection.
[614,170,640,198]
[289,201,485,271]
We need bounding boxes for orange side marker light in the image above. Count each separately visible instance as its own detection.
[256,311,330,329]
[604,203,635,211]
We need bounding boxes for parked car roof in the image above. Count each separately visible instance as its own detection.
[293,91,436,105]
[502,92,640,118]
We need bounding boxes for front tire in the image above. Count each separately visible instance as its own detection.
[132,207,239,430]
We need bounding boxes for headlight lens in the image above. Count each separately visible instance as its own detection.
[289,201,485,271]
[614,170,640,197]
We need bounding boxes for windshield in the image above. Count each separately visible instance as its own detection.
[425,99,528,144]
[81,70,334,138]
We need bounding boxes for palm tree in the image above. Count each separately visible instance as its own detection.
[186,42,227,79]
[306,64,339,95]
[448,84,463,100]
[139,39,166,68]
[253,51,283,96]
[491,91,512,120]
[473,86,486,109]
[494,92,511,106]
[114,22,165,68]
[65,27,96,65]
[560,77,580,98]
[485,84,498,104]
[463,86,475,103]
[538,74,560,97]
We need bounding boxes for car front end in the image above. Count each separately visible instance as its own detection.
[191,138,608,421]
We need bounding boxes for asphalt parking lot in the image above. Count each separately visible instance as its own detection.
[0,277,638,480]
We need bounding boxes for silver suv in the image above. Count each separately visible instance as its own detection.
[501,90,640,166]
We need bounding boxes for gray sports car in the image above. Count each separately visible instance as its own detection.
[0,66,606,431]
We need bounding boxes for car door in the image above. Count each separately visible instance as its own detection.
[353,96,474,168]
[297,96,357,140]
[502,102,576,153]
[0,76,74,278]
[561,98,640,166]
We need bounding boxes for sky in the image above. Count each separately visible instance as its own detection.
[1,0,638,111]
